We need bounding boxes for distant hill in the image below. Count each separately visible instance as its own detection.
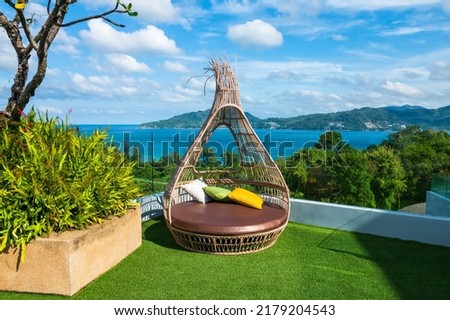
[141,110,210,128]
[140,105,450,130]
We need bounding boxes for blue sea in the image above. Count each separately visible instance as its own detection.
[77,125,395,162]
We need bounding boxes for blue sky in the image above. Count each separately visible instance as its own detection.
[1,0,450,124]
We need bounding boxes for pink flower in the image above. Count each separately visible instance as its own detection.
[17,107,26,117]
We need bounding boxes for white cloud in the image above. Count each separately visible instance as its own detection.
[2,0,449,124]
[298,89,326,99]
[345,49,393,62]
[211,0,256,14]
[71,73,112,95]
[324,75,352,85]
[54,30,81,55]
[242,95,268,104]
[444,0,450,11]
[37,106,64,115]
[164,61,189,73]
[279,87,348,115]
[161,92,193,103]
[132,0,183,24]
[78,0,186,25]
[326,0,440,11]
[46,67,61,77]
[116,86,140,95]
[429,61,450,80]
[52,45,79,56]
[70,73,141,98]
[381,80,423,97]
[160,86,198,104]
[394,67,430,79]
[242,60,342,80]
[329,93,343,101]
[324,73,374,87]
[355,74,374,87]
[212,0,322,16]
[75,0,112,8]
[0,32,16,71]
[381,27,425,36]
[332,34,347,41]
[159,81,213,104]
[174,85,203,98]
[24,3,48,23]
[80,20,181,55]
[184,76,216,93]
[268,70,301,81]
[106,54,153,73]
[227,19,283,49]
[261,0,323,16]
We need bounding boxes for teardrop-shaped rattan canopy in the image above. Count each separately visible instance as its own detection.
[163,59,290,254]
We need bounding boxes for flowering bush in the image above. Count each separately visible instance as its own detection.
[0,110,139,261]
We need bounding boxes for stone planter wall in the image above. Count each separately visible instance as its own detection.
[0,205,142,296]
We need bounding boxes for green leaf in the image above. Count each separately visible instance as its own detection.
[0,235,8,252]
[1,109,138,262]
[58,152,67,171]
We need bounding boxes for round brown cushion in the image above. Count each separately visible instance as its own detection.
[170,201,288,236]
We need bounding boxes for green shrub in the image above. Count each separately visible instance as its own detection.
[0,111,139,261]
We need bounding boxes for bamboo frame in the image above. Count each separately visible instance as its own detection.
[163,59,290,254]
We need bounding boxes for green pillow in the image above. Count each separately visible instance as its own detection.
[203,186,231,202]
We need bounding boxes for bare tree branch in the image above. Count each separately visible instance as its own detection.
[102,16,125,28]
[47,0,51,15]
[0,12,25,56]
[1,0,137,122]
[59,2,129,27]
[4,0,15,10]
[17,10,38,50]
[18,2,68,108]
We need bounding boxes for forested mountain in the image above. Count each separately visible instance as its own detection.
[139,109,264,129]
[140,105,450,130]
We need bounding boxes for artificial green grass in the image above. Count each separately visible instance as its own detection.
[1,218,449,300]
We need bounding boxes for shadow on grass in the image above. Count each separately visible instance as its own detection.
[318,228,450,300]
[142,216,182,251]
[356,234,450,300]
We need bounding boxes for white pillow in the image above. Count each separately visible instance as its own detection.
[181,179,211,203]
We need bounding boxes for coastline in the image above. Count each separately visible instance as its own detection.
[76,126,397,162]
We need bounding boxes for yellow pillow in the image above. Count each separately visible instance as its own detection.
[228,188,264,209]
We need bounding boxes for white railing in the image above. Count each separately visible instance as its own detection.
[138,192,164,222]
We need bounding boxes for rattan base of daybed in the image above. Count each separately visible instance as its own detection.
[167,223,287,255]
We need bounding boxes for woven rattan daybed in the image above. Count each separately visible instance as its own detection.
[163,59,290,254]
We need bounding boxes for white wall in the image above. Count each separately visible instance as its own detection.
[291,199,450,248]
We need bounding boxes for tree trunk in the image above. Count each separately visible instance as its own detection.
[6,54,29,122]
[2,3,67,123]
[1,1,135,126]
